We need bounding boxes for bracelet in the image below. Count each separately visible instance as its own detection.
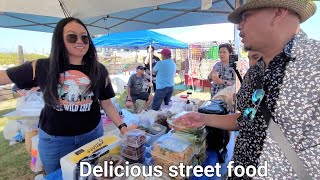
[118,123,127,130]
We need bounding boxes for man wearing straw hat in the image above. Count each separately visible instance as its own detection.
[176,0,319,179]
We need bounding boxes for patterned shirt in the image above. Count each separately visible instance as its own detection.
[233,30,320,179]
[209,61,235,98]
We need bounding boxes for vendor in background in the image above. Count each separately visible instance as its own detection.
[0,17,136,174]
[126,65,154,113]
[144,46,160,93]
[248,50,262,67]
[151,48,176,111]
[208,43,235,99]
[179,60,186,83]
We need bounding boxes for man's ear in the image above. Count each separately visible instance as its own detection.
[272,7,289,24]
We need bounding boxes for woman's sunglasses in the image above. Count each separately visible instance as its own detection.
[243,89,265,125]
[65,34,90,44]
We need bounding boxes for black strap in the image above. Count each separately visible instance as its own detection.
[256,77,271,125]
[256,77,312,179]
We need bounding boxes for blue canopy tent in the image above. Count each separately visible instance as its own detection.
[93,30,188,49]
[93,30,188,91]
[0,0,237,35]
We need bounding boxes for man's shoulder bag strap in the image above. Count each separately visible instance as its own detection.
[256,77,311,180]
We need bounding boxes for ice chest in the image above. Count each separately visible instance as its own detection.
[60,135,121,180]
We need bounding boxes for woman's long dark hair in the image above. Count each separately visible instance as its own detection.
[43,17,100,107]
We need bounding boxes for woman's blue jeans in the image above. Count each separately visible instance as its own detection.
[38,122,103,174]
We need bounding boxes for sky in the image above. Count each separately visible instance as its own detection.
[0,2,319,54]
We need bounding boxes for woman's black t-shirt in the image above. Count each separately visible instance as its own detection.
[6,58,115,136]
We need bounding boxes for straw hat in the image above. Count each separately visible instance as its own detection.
[228,0,317,24]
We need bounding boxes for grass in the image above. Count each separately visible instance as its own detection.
[0,99,35,180]
[0,75,210,179]
[0,53,48,65]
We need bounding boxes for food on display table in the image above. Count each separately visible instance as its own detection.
[121,145,146,161]
[97,154,125,180]
[154,113,169,129]
[151,134,194,169]
[122,129,146,148]
[168,111,205,134]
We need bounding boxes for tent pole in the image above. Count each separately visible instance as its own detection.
[148,44,153,94]
[187,44,194,92]
[234,0,241,113]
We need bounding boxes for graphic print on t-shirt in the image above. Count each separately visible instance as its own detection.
[57,70,93,112]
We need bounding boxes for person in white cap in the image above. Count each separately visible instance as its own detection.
[176,0,319,179]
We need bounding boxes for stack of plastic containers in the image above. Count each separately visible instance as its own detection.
[168,111,208,165]
[121,129,147,163]
[151,133,195,179]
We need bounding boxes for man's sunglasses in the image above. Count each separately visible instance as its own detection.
[243,89,265,125]
[65,34,90,44]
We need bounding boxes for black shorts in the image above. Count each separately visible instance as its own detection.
[127,92,150,102]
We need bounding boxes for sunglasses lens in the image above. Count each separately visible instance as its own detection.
[244,107,256,122]
[81,35,89,44]
[66,34,89,44]
[252,89,265,105]
[66,34,78,43]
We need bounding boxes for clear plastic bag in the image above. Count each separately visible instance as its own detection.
[16,90,44,117]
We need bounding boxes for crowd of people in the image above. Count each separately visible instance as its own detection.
[0,0,318,179]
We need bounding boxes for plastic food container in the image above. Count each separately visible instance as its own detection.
[97,154,125,180]
[122,129,147,148]
[151,134,194,165]
[137,123,167,145]
[194,146,208,165]
[120,144,146,161]
[172,128,208,144]
[123,163,171,180]
[168,111,205,134]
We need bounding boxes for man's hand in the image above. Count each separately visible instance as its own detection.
[175,112,206,128]
[148,82,153,87]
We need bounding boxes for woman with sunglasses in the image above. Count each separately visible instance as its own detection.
[208,43,235,99]
[0,17,136,174]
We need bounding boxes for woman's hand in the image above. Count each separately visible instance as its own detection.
[212,75,225,84]
[175,112,207,128]
[120,124,138,134]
